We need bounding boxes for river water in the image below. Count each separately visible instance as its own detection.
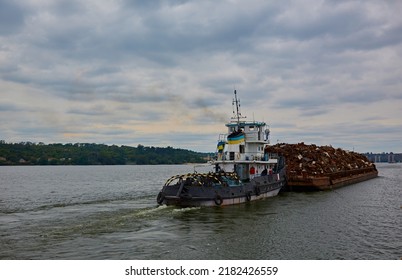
[0,163,401,260]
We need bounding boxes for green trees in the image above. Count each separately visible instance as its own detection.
[0,141,209,165]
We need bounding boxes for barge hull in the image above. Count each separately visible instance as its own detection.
[286,169,378,191]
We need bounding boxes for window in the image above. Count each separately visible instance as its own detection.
[230,152,235,160]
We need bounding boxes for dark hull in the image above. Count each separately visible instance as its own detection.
[158,172,286,207]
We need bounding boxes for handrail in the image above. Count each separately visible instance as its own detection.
[218,152,279,161]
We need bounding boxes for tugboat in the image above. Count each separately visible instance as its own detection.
[156,90,287,207]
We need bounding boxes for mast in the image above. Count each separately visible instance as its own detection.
[232,89,245,127]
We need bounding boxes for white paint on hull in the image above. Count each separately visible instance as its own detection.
[165,187,281,207]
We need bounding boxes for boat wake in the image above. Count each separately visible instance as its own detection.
[172,206,202,213]
[0,194,156,214]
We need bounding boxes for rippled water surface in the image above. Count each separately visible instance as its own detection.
[0,164,401,259]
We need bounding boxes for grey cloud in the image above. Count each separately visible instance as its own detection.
[299,108,329,117]
[67,108,111,116]
[0,103,19,112]
[1,0,402,152]
[200,78,245,95]
[0,0,24,35]
[274,2,367,39]
[50,0,84,16]
[25,1,273,62]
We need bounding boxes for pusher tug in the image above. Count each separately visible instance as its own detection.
[156,90,286,207]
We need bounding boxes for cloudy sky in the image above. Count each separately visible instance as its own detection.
[1,0,401,153]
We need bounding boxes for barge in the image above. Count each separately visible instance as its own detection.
[266,143,378,191]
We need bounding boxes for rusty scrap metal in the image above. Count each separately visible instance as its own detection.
[265,142,376,178]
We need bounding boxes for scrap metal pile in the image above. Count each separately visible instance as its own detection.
[265,142,376,178]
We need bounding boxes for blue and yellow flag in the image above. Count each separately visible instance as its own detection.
[217,141,225,153]
[227,133,245,145]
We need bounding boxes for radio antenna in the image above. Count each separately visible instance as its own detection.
[232,89,245,125]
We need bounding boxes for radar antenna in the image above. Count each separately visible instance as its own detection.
[232,89,246,125]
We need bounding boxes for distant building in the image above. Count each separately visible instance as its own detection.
[364,152,401,163]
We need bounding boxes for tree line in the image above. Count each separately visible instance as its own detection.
[0,141,210,165]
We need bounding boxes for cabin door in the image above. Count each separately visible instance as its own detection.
[236,164,250,182]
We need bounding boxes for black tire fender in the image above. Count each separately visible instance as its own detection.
[255,186,261,196]
[214,195,223,206]
[157,192,165,205]
[246,191,252,201]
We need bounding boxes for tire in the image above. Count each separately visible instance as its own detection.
[255,186,261,196]
[246,191,252,201]
[157,192,165,205]
[214,195,223,206]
